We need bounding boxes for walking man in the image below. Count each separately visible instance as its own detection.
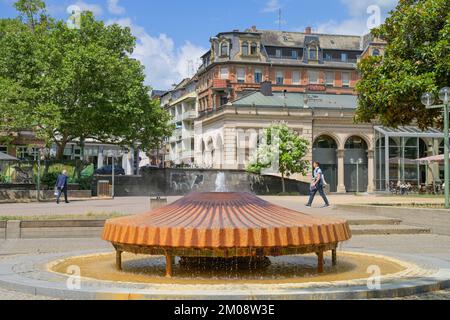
[306,161,330,208]
[55,170,69,204]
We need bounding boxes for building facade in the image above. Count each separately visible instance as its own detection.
[161,79,198,167]
[166,27,447,193]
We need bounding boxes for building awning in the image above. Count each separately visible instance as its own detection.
[416,154,445,163]
[374,126,445,138]
[0,152,19,161]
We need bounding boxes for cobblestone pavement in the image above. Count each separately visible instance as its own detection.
[397,290,450,300]
[0,288,60,300]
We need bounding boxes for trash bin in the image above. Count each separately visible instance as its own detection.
[97,180,110,197]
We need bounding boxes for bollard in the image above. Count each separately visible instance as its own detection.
[150,196,167,211]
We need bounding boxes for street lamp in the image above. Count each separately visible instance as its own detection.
[350,158,363,193]
[421,87,449,209]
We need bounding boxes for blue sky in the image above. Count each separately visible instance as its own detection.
[0,0,398,89]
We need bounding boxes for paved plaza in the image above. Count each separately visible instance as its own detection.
[0,194,444,217]
[0,194,449,300]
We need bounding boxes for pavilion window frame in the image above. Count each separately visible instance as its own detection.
[374,126,445,191]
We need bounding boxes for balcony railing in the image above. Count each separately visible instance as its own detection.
[212,79,230,89]
[182,110,198,120]
[182,131,195,140]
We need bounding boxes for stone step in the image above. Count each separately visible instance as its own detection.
[350,224,431,236]
[347,219,402,226]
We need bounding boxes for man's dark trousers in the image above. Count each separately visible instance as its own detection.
[56,187,68,204]
[307,183,329,206]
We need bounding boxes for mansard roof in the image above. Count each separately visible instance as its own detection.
[231,91,357,109]
[258,30,362,51]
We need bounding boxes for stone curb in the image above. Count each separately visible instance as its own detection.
[0,250,449,300]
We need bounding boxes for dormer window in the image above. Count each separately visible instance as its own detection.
[308,46,318,60]
[220,42,229,57]
[250,42,258,55]
[275,49,282,58]
[372,49,380,57]
[341,53,348,62]
[242,41,249,56]
[292,50,298,59]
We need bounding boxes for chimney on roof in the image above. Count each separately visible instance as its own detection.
[305,26,312,34]
[251,25,257,32]
[260,81,273,96]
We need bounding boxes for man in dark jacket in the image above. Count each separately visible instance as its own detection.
[55,170,69,204]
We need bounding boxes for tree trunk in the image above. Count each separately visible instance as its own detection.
[55,136,68,161]
[281,174,286,193]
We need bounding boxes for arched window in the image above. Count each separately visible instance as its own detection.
[250,42,258,55]
[314,135,337,149]
[345,136,368,150]
[242,41,249,56]
[372,48,380,57]
[220,42,229,57]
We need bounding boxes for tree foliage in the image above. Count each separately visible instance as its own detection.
[355,0,450,129]
[0,0,173,158]
[247,122,310,192]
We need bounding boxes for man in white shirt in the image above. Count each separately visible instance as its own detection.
[306,161,330,208]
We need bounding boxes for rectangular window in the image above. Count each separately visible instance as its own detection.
[308,70,318,84]
[342,72,350,87]
[324,53,332,61]
[254,68,263,84]
[16,146,39,161]
[0,146,7,154]
[220,67,229,80]
[341,53,348,62]
[237,68,246,83]
[292,50,298,59]
[276,71,284,85]
[292,71,300,85]
[275,49,282,58]
[325,71,335,86]
[309,48,317,60]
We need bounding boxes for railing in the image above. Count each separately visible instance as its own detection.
[324,58,358,64]
[212,79,230,89]
[182,131,195,140]
[182,110,198,120]
[169,129,182,142]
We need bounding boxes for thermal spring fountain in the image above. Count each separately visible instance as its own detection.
[101,192,351,278]
[39,193,448,300]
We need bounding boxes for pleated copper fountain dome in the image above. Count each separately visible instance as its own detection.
[102,192,352,277]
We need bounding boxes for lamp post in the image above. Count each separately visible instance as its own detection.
[422,87,450,209]
[350,158,363,193]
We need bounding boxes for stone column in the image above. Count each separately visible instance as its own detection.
[97,147,104,169]
[337,149,346,193]
[367,150,375,193]
[223,127,237,170]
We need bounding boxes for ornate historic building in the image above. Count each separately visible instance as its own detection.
[163,27,447,193]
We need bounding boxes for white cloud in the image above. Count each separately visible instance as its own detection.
[316,0,398,35]
[107,0,125,15]
[72,1,103,16]
[107,18,206,90]
[262,0,282,13]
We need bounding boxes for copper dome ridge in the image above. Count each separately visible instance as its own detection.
[102,192,352,277]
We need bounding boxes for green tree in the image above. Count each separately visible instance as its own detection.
[355,0,450,129]
[0,0,173,159]
[247,122,310,193]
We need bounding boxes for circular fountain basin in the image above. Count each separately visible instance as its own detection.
[50,251,405,285]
